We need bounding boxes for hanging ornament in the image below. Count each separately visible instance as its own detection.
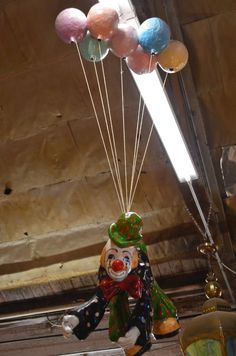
[197,242,217,257]
[157,40,189,73]
[79,32,109,62]
[62,212,180,356]
[204,272,223,299]
[138,17,170,55]
[197,243,223,299]
[87,3,119,40]
[55,8,87,44]
[126,45,159,75]
[109,23,138,58]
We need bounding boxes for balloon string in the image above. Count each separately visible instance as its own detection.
[120,59,128,211]
[128,71,169,211]
[128,95,146,211]
[128,87,143,211]
[93,60,125,213]
[74,41,124,213]
[163,72,168,88]
[98,43,125,212]
[94,42,125,212]
[129,122,154,209]
[127,56,153,211]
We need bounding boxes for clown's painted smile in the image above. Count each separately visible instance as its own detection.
[105,246,132,282]
[100,239,139,281]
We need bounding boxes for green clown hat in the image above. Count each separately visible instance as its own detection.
[108,212,143,248]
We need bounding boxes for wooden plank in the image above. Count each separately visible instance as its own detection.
[0,328,122,356]
[175,0,236,25]
[0,268,207,315]
[58,349,123,356]
[0,315,196,356]
[157,262,172,276]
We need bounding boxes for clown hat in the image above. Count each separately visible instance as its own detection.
[108,212,143,248]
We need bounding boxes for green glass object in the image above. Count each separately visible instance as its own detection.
[181,298,236,356]
[186,340,222,356]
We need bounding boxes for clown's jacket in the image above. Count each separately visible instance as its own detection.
[68,248,178,348]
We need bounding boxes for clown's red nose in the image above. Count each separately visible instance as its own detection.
[111,259,124,272]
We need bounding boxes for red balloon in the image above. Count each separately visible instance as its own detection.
[109,23,138,58]
[126,45,159,74]
[87,3,119,40]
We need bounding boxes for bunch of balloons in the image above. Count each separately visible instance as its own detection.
[55,3,188,74]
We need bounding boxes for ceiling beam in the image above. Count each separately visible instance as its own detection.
[0,270,206,316]
[135,0,235,264]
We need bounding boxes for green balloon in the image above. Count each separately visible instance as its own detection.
[79,32,109,62]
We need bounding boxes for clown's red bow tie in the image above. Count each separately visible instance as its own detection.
[100,274,142,300]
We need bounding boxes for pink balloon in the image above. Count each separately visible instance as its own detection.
[55,8,87,44]
[109,23,138,58]
[126,45,159,74]
[87,3,119,40]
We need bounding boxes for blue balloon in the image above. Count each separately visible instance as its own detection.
[79,32,109,62]
[138,17,170,54]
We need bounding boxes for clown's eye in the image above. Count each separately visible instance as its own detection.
[108,254,115,260]
[123,256,130,264]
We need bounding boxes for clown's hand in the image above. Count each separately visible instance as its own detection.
[62,315,79,338]
[117,326,140,350]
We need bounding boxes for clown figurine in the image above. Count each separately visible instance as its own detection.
[62,212,180,355]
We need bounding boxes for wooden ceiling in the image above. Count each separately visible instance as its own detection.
[0,0,235,354]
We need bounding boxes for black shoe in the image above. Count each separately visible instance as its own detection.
[134,342,152,355]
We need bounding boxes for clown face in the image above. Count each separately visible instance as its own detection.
[101,240,138,282]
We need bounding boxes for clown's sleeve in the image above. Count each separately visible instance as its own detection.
[122,249,153,349]
[136,247,180,339]
[67,269,109,340]
[126,288,152,351]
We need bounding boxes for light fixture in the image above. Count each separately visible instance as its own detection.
[130,70,198,182]
[181,243,236,355]
[180,298,236,356]
[99,0,198,182]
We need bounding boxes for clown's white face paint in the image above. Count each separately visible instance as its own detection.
[104,241,135,281]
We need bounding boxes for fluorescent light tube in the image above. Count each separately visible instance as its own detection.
[99,0,198,182]
[131,70,198,182]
